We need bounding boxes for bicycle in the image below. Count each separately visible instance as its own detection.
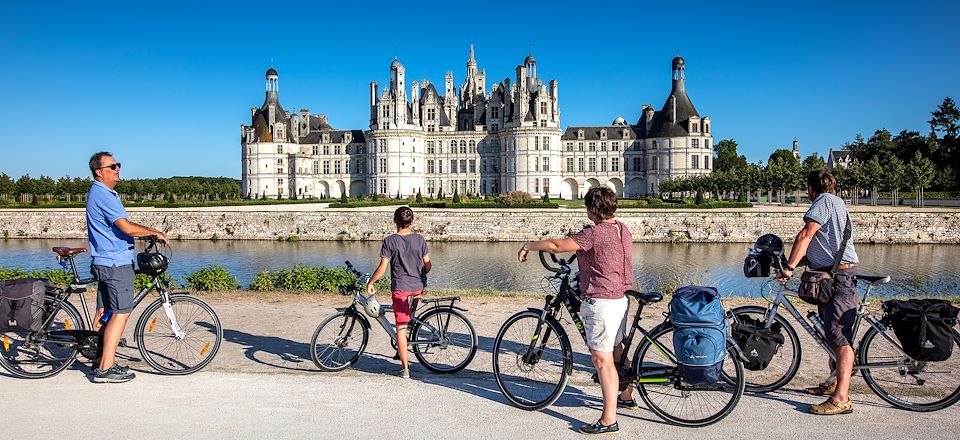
[491,251,745,427]
[310,261,478,374]
[0,236,223,378]
[731,245,960,411]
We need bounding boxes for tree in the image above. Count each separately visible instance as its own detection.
[861,157,884,205]
[0,173,15,195]
[415,189,423,203]
[15,175,36,196]
[802,154,827,172]
[929,97,960,189]
[906,151,936,207]
[340,191,348,203]
[885,157,906,206]
[452,189,461,203]
[768,149,799,166]
[713,139,749,173]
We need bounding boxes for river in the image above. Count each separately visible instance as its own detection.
[1,239,958,297]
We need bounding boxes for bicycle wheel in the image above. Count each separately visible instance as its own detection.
[634,325,745,427]
[411,307,477,374]
[859,325,960,411]
[310,310,369,372]
[730,305,801,392]
[0,299,83,379]
[491,310,572,411]
[135,294,222,375]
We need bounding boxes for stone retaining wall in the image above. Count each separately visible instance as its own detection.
[1,209,958,243]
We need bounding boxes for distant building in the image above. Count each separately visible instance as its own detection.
[240,50,714,199]
[828,149,853,168]
[792,138,800,160]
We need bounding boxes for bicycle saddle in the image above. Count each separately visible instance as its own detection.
[626,290,663,305]
[52,247,88,256]
[854,275,890,285]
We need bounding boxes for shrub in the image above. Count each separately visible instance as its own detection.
[134,272,178,291]
[184,265,239,291]
[501,191,534,206]
[248,264,390,292]
[0,266,72,286]
[415,189,423,203]
[452,190,461,203]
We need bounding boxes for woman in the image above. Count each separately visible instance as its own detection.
[517,186,635,435]
[366,207,432,379]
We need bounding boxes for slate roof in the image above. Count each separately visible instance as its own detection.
[561,126,640,141]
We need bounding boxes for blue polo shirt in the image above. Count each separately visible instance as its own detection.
[86,180,134,266]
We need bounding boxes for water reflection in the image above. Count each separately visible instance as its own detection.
[1,239,957,297]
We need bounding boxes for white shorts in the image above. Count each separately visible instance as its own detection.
[580,296,629,352]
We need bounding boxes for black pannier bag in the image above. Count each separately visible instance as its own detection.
[731,315,785,371]
[743,254,774,278]
[0,278,52,333]
[882,299,959,362]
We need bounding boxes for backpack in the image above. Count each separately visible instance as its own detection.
[0,278,52,333]
[670,286,727,386]
[882,299,959,362]
[731,315,785,371]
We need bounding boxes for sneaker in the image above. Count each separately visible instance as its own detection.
[93,364,135,383]
[399,368,410,379]
[579,420,619,435]
[617,397,638,409]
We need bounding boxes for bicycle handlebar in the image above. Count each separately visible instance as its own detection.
[538,251,576,274]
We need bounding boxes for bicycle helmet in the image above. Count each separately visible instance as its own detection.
[754,234,784,255]
[136,251,169,275]
[363,294,385,318]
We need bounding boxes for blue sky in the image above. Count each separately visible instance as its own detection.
[2,0,958,179]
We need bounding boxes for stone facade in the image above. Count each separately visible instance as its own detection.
[241,49,713,200]
[3,209,959,244]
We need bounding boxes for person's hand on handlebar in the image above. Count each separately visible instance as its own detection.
[518,238,582,263]
[517,242,531,263]
[775,268,792,285]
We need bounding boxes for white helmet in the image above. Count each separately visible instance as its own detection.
[363,294,385,318]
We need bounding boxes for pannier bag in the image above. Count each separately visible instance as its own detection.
[883,299,959,362]
[731,315,785,371]
[743,253,774,278]
[0,278,52,333]
[670,286,727,386]
[797,270,834,305]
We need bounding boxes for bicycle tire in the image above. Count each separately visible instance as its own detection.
[859,325,960,412]
[730,305,802,393]
[310,310,369,372]
[491,310,572,411]
[411,307,477,374]
[633,324,745,427]
[135,294,222,375]
[0,298,84,379]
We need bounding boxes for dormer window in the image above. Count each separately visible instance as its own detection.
[692,122,700,132]
[577,129,584,140]
[622,129,630,138]
[705,123,710,134]
[600,129,607,139]
[344,132,352,143]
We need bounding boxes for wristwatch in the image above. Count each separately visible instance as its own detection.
[784,263,795,271]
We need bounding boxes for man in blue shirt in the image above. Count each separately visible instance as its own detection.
[86,152,168,383]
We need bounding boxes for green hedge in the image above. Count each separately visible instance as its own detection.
[184,265,240,291]
[328,200,408,208]
[0,266,72,286]
[248,264,390,292]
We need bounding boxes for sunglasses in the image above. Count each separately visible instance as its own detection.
[98,163,122,171]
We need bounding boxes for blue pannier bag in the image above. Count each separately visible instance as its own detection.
[670,286,726,386]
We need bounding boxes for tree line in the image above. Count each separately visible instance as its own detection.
[0,175,242,202]
[660,97,959,207]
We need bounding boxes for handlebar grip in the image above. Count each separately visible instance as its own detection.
[538,251,561,273]
[137,235,158,242]
[75,278,97,285]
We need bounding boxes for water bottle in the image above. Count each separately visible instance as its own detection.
[807,311,825,336]
[99,310,113,327]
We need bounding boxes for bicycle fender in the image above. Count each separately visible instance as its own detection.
[338,307,372,329]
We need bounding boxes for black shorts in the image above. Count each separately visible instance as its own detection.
[818,268,859,348]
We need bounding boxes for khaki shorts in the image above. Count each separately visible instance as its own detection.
[580,296,629,352]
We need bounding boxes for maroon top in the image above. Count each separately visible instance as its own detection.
[570,220,634,299]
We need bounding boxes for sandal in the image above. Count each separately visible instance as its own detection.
[803,383,836,396]
[810,396,853,415]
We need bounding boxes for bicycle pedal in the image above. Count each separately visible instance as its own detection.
[118,338,128,348]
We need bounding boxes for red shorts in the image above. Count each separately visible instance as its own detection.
[392,290,423,325]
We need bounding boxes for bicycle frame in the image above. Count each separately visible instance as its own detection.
[758,277,913,371]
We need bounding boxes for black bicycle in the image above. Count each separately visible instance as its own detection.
[0,236,222,378]
[310,261,478,374]
[491,252,745,427]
